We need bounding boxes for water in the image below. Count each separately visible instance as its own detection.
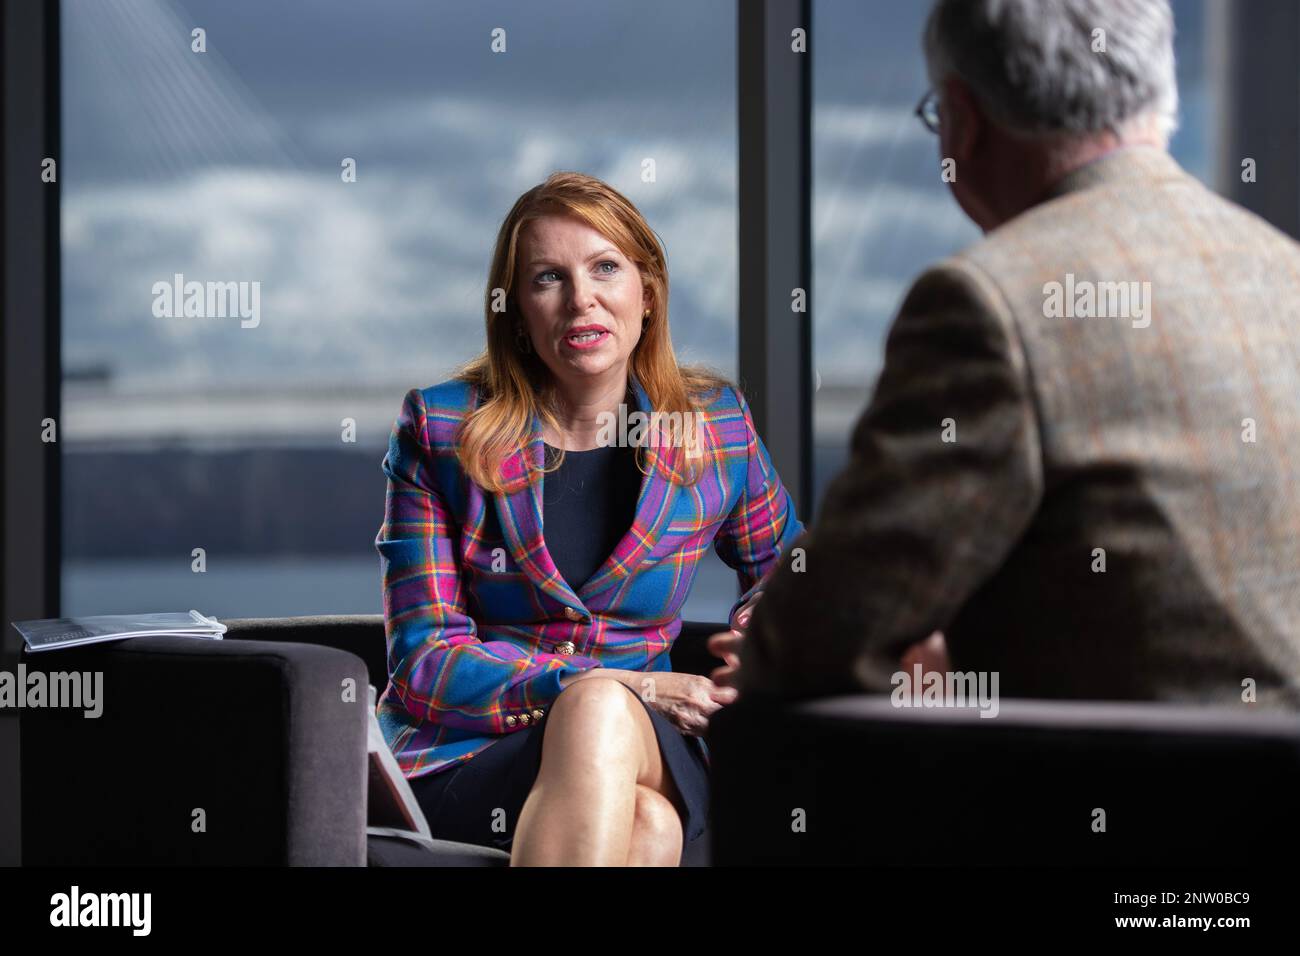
[63,550,740,626]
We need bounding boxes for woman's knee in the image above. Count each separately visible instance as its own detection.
[549,677,642,732]
[629,784,683,865]
[544,677,656,774]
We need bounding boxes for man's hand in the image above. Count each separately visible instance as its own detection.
[899,630,950,677]
[708,592,760,690]
[729,592,760,632]
[709,624,950,696]
[708,629,743,690]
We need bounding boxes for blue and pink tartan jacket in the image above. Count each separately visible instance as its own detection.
[374,375,802,780]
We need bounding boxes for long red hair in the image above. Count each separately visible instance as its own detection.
[455,171,728,492]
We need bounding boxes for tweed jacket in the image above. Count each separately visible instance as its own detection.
[376,375,802,777]
[744,147,1300,707]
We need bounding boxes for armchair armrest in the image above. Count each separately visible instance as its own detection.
[218,615,729,684]
[21,635,369,866]
[708,694,1300,865]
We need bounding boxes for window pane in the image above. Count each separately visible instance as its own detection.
[61,0,738,621]
[811,0,1213,509]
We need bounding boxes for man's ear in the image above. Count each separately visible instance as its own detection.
[941,76,983,163]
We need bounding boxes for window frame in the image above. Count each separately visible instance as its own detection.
[2,0,1284,675]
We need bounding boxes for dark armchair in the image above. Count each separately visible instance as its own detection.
[19,615,726,867]
[707,693,1300,865]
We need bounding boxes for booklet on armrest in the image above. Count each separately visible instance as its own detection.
[366,684,433,847]
[11,610,226,653]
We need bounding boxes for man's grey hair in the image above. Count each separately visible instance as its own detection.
[923,0,1179,140]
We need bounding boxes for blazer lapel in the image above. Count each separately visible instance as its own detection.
[579,376,682,601]
[491,377,685,608]
[491,416,584,610]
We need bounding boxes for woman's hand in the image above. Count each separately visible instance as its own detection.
[619,670,736,737]
[561,668,737,736]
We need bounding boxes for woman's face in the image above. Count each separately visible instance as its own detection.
[514,215,650,393]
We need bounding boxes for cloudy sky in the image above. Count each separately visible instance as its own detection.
[61,0,1211,399]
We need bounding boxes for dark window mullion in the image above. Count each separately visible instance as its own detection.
[738,0,813,521]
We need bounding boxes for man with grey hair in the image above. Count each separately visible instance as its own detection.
[712,0,1300,707]
[922,0,1177,230]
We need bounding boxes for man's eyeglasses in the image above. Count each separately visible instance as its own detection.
[915,89,941,134]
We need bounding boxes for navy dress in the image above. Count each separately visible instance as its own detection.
[407,438,711,856]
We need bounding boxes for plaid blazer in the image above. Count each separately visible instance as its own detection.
[375,375,802,778]
[745,146,1300,706]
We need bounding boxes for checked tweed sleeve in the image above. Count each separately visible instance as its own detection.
[740,259,1044,698]
[376,388,600,735]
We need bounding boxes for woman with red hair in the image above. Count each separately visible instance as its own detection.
[375,171,801,865]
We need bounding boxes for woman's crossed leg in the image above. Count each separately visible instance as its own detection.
[511,677,684,866]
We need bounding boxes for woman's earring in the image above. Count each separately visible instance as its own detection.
[515,323,533,354]
[642,308,651,330]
